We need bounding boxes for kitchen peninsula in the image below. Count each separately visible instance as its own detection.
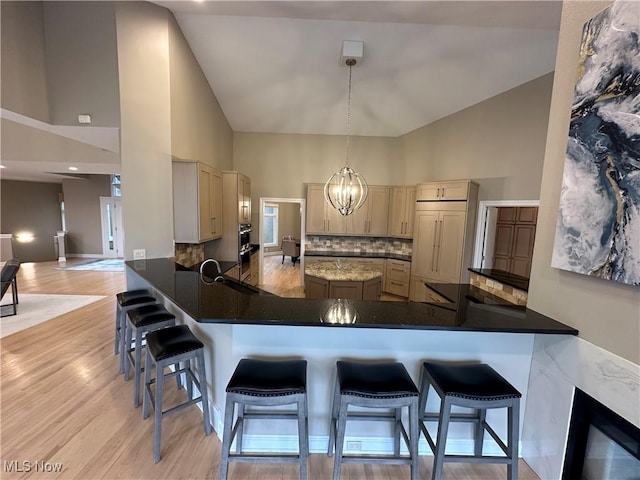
[126,258,577,456]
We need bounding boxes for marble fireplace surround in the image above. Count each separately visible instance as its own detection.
[522,335,640,480]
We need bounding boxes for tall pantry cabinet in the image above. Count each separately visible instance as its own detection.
[208,171,252,262]
[409,180,478,302]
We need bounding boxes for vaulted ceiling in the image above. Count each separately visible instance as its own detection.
[155,1,562,137]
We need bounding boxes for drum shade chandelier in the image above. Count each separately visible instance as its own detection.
[323,41,368,216]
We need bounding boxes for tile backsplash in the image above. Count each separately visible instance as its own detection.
[470,272,528,305]
[305,236,412,257]
[174,243,204,267]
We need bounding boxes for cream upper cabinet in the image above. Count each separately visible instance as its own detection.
[307,184,389,236]
[223,171,251,225]
[416,180,473,201]
[173,161,223,243]
[306,184,345,234]
[199,164,223,239]
[345,186,390,236]
[238,174,251,223]
[389,186,416,238]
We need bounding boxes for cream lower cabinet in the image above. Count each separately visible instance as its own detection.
[384,259,411,298]
[249,251,259,286]
[389,186,416,238]
[173,161,223,243]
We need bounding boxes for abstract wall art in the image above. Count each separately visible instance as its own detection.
[552,1,640,286]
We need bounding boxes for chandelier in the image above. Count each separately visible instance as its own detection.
[323,42,368,216]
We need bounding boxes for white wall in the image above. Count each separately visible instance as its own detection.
[116,2,174,261]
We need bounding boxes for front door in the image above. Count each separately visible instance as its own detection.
[100,197,124,258]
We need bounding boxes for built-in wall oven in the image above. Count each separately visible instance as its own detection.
[239,223,252,280]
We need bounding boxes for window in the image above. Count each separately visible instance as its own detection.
[111,174,121,197]
[263,204,279,247]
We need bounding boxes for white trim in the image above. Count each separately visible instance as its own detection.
[66,253,108,258]
[236,434,516,457]
[472,200,540,269]
[258,197,306,286]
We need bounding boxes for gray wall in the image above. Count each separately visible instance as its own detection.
[528,0,639,364]
[401,73,554,201]
[62,175,111,256]
[43,1,120,127]
[169,14,233,170]
[1,1,50,122]
[0,180,62,262]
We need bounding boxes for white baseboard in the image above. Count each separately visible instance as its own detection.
[233,434,514,457]
[66,254,108,259]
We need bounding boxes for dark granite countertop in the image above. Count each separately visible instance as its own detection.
[305,251,412,262]
[468,268,530,292]
[125,258,577,335]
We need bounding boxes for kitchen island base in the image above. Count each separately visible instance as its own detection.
[159,306,535,458]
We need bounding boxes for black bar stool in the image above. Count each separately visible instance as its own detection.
[142,324,212,463]
[123,303,176,407]
[220,358,308,480]
[115,289,156,372]
[328,360,420,480]
[418,362,521,480]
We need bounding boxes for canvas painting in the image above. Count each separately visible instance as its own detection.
[551,1,640,286]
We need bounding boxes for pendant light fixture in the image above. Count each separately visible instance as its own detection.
[323,41,368,216]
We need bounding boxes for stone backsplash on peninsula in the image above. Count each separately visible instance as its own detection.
[470,272,528,306]
[305,236,412,257]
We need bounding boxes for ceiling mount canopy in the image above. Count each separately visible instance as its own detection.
[324,41,368,216]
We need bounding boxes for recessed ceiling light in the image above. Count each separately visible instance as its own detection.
[68,166,79,171]
[0,165,6,169]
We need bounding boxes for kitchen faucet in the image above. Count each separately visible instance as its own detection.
[200,258,224,282]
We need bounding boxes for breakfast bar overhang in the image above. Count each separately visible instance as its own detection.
[126,258,578,456]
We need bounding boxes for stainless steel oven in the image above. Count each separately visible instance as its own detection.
[239,223,251,251]
[239,247,251,280]
[239,223,252,280]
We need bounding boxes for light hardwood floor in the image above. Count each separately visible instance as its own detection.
[1,259,540,479]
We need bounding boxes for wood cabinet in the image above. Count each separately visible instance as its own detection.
[416,180,473,201]
[172,161,223,243]
[389,186,416,238]
[410,181,478,301]
[306,184,346,234]
[384,259,411,298]
[492,207,538,278]
[345,186,390,236]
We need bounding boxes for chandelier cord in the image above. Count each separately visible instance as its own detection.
[345,61,353,168]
